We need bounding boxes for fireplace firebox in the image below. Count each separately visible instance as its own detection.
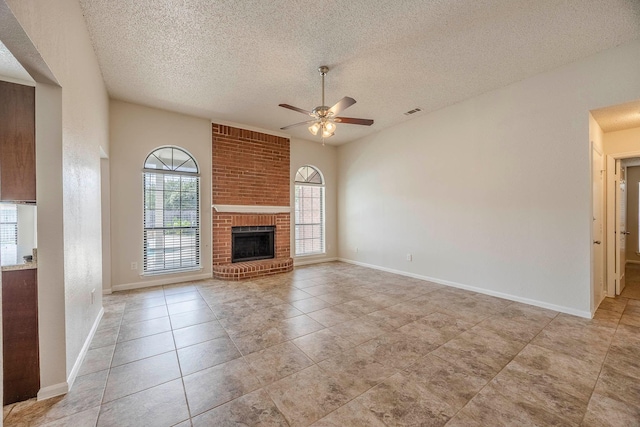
[231,226,275,263]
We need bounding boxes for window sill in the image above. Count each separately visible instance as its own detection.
[141,266,203,277]
[294,252,326,258]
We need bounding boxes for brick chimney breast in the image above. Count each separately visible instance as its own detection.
[211,124,293,279]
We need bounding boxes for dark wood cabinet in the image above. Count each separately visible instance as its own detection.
[2,268,39,405]
[0,81,36,202]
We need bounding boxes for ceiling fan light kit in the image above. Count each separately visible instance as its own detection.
[279,66,374,144]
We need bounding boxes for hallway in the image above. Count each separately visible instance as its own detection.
[622,264,640,301]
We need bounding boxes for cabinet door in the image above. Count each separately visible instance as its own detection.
[2,269,39,404]
[0,81,36,202]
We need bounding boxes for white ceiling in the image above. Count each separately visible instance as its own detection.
[79,0,640,145]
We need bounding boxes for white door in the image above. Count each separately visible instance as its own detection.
[618,165,627,294]
[592,148,604,303]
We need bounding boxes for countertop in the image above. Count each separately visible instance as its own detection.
[2,262,37,272]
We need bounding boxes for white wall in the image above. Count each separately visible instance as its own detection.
[101,158,112,293]
[34,83,67,394]
[16,204,36,261]
[338,39,640,317]
[290,138,338,264]
[109,100,212,290]
[6,0,109,389]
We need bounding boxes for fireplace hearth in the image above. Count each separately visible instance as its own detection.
[231,226,275,263]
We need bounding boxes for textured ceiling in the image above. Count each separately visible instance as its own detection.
[79,0,640,145]
[0,39,33,83]
[622,158,640,167]
[592,100,640,133]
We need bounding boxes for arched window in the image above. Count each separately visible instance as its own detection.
[294,165,325,256]
[143,146,200,274]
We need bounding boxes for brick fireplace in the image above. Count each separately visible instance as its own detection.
[211,124,293,280]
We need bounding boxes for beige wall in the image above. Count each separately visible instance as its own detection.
[337,38,640,317]
[6,0,109,392]
[603,126,640,155]
[290,138,338,263]
[109,100,212,290]
[101,158,112,293]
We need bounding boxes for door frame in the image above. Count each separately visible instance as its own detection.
[592,145,605,309]
[605,150,640,297]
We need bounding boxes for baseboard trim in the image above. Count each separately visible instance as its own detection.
[37,307,104,401]
[102,288,112,295]
[66,307,104,391]
[37,382,69,401]
[113,272,212,292]
[626,259,640,265]
[294,257,338,267]
[337,258,592,319]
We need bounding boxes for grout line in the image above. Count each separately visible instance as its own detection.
[577,307,623,426]
[168,305,193,425]
[429,308,559,424]
[94,304,125,426]
[55,263,619,426]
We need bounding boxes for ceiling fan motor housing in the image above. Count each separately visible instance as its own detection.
[313,106,330,117]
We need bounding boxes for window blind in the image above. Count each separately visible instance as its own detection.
[0,204,17,245]
[294,184,325,256]
[143,171,200,273]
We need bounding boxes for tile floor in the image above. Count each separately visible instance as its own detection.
[3,261,640,426]
[621,264,640,300]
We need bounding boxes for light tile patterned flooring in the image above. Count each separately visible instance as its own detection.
[4,261,640,426]
[621,263,640,300]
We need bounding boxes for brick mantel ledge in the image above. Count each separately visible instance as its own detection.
[212,205,291,214]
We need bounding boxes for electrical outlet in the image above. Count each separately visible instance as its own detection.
[406,253,412,262]
[91,288,95,305]
[131,262,138,270]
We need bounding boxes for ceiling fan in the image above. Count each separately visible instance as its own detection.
[279,66,374,141]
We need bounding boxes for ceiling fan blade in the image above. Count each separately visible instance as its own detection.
[280,120,316,130]
[334,117,374,126]
[279,104,312,115]
[328,97,356,116]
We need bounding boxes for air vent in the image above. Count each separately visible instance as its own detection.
[404,107,422,116]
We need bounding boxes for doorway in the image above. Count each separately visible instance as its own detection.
[603,155,640,300]
[592,145,604,307]
[618,160,640,300]
[590,100,640,312]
